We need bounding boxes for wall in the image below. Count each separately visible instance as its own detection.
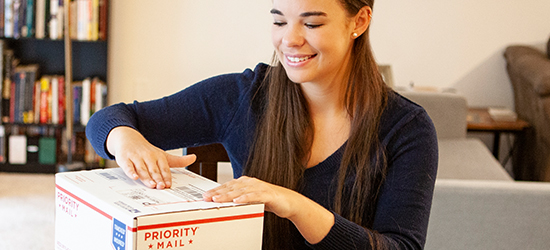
[108,0,550,109]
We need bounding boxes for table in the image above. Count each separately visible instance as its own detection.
[466,108,530,161]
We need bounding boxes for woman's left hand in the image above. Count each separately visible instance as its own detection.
[203,176,335,244]
[203,176,299,219]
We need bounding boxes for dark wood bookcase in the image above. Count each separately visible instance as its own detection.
[0,0,108,173]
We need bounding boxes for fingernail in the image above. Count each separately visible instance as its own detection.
[132,174,139,179]
[150,180,156,187]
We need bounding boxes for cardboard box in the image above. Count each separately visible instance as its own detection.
[55,168,264,250]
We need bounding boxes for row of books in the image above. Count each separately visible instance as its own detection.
[1,0,108,41]
[1,40,108,125]
[0,125,104,166]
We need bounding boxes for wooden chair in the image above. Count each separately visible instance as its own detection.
[184,143,229,182]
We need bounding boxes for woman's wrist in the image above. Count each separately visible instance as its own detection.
[287,194,335,244]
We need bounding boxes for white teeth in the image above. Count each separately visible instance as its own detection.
[287,55,312,63]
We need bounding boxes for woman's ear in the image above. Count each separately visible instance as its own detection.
[351,6,372,38]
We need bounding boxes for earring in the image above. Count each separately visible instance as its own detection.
[352,32,358,38]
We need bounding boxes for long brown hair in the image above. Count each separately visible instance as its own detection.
[245,0,389,248]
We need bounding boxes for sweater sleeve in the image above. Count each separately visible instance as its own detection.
[85,63,267,160]
[309,106,438,250]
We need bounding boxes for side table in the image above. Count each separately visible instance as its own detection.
[466,107,530,165]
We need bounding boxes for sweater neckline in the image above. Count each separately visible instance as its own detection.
[304,142,347,178]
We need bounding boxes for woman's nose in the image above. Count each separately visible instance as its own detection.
[282,25,305,47]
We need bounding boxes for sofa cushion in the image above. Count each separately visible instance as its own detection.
[426,179,550,250]
[437,138,512,181]
[399,91,467,139]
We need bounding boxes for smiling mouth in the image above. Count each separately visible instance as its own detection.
[286,54,317,63]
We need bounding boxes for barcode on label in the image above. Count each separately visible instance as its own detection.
[99,172,118,180]
[175,186,204,200]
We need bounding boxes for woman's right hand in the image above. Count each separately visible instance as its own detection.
[106,126,197,189]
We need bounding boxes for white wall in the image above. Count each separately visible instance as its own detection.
[108,0,550,110]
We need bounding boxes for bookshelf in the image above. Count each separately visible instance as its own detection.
[0,0,108,173]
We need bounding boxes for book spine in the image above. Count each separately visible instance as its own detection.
[94,78,106,111]
[0,0,5,36]
[76,0,87,40]
[23,65,39,124]
[0,125,5,163]
[57,0,63,39]
[80,77,90,125]
[24,0,34,37]
[35,0,44,38]
[90,0,98,40]
[48,0,58,39]
[57,75,65,124]
[72,82,81,125]
[39,76,49,124]
[51,75,58,124]
[69,0,76,39]
[33,80,40,124]
[15,69,24,123]
[12,0,20,38]
[9,80,15,123]
[1,50,13,123]
[89,76,95,114]
[4,0,13,38]
[98,0,106,40]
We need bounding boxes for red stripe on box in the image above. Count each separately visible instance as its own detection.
[137,212,265,231]
[56,184,113,220]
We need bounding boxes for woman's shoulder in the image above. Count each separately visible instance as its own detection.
[380,90,436,140]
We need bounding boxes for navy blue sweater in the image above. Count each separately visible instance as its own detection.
[86,63,438,249]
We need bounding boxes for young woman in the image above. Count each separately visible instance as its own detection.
[86,0,438,249]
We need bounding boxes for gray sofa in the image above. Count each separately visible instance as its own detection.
[504,42,550,181]
[399,91,511,181]
[400,91,550,249]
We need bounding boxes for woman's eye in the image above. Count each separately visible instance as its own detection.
[305,23,323,29]
[273,21,287,27]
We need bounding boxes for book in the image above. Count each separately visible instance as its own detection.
[23,65,39,123]
[48,0,58,39]
[0,0,5,36]
[8,134,26,164]
[39,76,50,124]
[90,0,98,40]
[0,40,3,120]
[38,136,56,164]
[98,0,107,40]
[51,75,58,123]
[12,64,39,124]
[35,0,45,38]
[72,81,81,125]
[4,0,14,37]
[93,77,106,111]
[488,107,518,122]
[0,125,5,163]
[22,0,35,37]
[33,80,41,124]
[12,0,21,38]
[57,75,65,124]
[68,0,76,39]
[76,0,90,40]
[80,77,90,125]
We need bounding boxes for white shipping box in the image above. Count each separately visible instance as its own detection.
[55,168,264,250]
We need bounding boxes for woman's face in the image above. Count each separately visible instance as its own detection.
[271,0,356,85]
